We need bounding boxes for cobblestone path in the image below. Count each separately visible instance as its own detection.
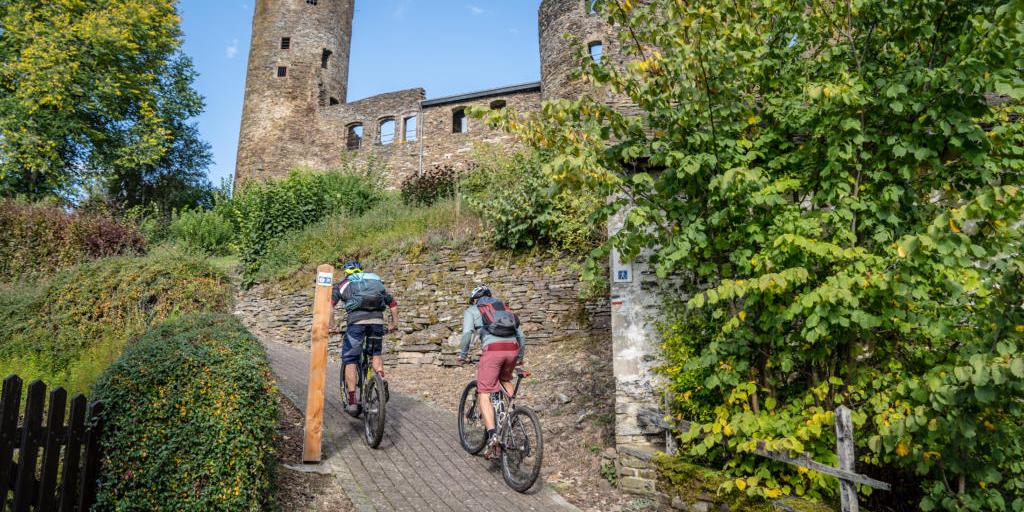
[263,340,579,512]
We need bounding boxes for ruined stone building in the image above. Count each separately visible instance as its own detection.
[234,0,617,186]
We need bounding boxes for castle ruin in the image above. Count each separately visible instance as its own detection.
[235,0,616,186]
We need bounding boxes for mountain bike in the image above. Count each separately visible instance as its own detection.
[457,367,543,492]
[338,329,387,449]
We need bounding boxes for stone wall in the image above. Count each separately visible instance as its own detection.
[235,247,610,366]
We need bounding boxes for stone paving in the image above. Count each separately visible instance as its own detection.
[263,340,579,512]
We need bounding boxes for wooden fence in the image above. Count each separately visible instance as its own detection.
[642,405,889,512]
[0,375,105,511]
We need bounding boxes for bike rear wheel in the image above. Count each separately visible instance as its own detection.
[363,372,386,448]
[458,381,487,454]
[501,406,543,493]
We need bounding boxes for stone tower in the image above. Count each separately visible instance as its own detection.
[538,0,611,101]
[235,0,355,185]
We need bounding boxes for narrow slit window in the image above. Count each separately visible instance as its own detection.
[276,66,287,77]
[588,41,603,63]
[347,124,363,150]
[281,37,291,49]
[404,116,417,141]
[321,49,332,69]
[452,108,468,134]
[379,119,395,145]
[489,100,507,110]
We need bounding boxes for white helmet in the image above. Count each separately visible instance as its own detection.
[469,285,492,304]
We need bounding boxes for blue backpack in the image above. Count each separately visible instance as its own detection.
[344,273,388,312]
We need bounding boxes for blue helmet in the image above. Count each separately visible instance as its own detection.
[343,260,363,275]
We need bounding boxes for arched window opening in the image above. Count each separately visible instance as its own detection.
[588,41,603,63]
[379,118,396,145]
[347,124,363,150]
[452,108,468,134]
[404,116,417,142]
[489,100,507,110]
[321,49,332,69]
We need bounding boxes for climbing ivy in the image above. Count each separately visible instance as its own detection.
[482,0,1024,509]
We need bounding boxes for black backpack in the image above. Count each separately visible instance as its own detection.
[476,297,519,338]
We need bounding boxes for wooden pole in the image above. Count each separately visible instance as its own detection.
[303,264,334,463]
[835,405,859,512]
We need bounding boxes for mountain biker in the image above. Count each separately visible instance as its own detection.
[457,285,525,459]
[330,260,399,415]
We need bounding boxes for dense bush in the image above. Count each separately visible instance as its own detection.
[93,313,277,510]
[461,148,603,252]
[169,208,235,255]
[0,248,232,395]
[486,0,1024,509]
[400,164,459,206]
[247,195,472,286]
[0,199,145,280]
[233,168,384,285]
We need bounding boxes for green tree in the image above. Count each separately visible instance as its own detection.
[483,0,1024,509]
[0,0,209,202]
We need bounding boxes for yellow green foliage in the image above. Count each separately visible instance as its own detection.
[93,313,277,510]
[0,247,232,396]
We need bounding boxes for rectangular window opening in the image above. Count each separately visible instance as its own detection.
[281,37,291,50]
[404,116,417,142]
[321,49,332,69]
[276,66,287,77]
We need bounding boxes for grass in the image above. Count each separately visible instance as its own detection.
[248,195,480,289]
[0,247,233,397]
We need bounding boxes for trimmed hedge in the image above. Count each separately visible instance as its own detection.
[0,199,145,280]
[93,313,277,511]
[0,248,232,396]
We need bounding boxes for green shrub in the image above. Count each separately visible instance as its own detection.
[233,168,384,285]
[400,164,459,206]
[93,313,277,511]
[0,199,145,280]
[169,208,235,255]
[461,148,602,252]
[0,248,232,396]
[247,195,474,286]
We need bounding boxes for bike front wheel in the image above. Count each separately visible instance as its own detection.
[457,381,487,454]
[501,406,543,492]
[363,372,386,448]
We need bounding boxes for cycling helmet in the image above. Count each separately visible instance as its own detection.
[343,260,364,275]
[469,285,492,304]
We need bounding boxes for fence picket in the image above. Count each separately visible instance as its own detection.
[0,375,23,505]
[58,394,87,512]
[13,381,46,512]
[77,401,104,511]
[38,387,68,510]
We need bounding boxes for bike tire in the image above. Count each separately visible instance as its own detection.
[458,381,487,454]
[363,372,386,448]
[501,406,543,493]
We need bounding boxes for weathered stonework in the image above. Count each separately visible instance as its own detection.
[235,247,610,366]
[235,0,608,187]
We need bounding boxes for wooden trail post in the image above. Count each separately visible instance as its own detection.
[303,264,334,463]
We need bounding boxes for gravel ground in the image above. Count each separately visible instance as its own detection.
[388,333,658,512]
[273,394,355,512]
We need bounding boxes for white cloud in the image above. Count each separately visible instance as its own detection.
[466,4,485,15]
[226,39,239,59]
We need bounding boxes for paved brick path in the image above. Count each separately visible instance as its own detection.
[263,340,579,512]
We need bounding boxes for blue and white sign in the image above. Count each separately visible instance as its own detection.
[316,272,333,287]
[612,249,633,283]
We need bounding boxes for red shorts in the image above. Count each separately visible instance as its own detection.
[476,342,519,393]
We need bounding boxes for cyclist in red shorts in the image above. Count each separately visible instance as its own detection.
[457,285,525,459]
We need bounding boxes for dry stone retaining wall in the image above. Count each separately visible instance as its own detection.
[235,247,610,367]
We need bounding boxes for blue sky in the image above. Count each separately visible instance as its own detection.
[178,1,543,185]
